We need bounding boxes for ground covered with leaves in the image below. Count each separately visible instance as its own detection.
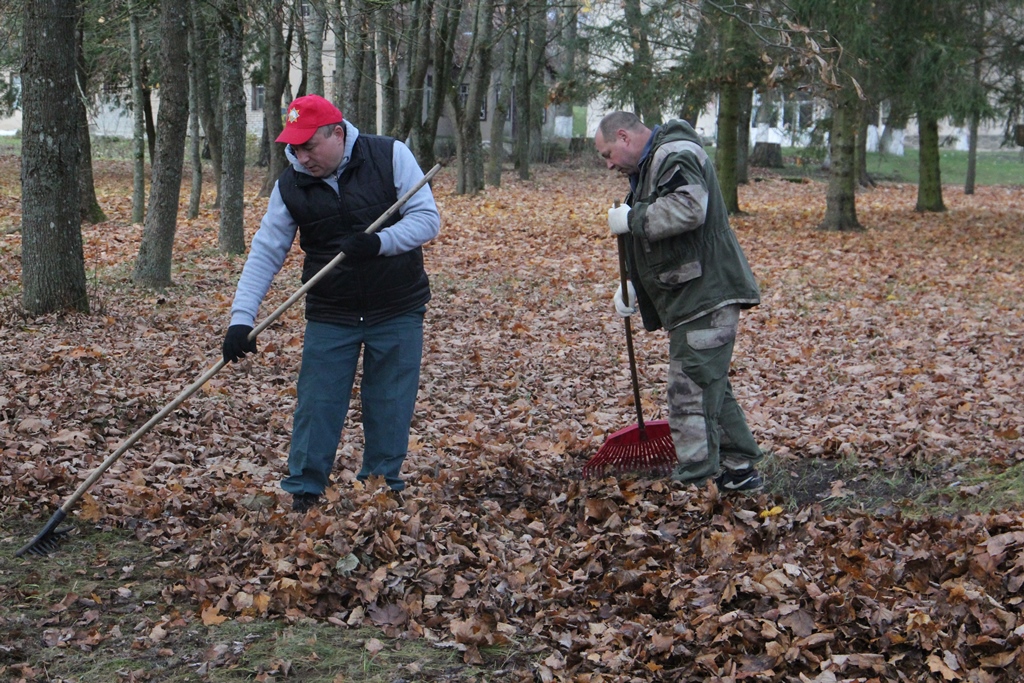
[1,156,1023,682]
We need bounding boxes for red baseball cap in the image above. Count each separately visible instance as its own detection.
[276,95,344,145]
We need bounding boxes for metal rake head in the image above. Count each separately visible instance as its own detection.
[15,509,72,557]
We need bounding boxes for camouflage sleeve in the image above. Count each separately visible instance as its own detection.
[634,139,710,242]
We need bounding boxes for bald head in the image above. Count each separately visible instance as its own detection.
[595,111,652,176]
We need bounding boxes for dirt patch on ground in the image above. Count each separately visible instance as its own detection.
[763,455,939,515]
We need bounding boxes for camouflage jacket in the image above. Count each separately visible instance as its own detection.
[623,119,760,331]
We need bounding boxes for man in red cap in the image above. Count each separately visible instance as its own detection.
[222,94,440,512]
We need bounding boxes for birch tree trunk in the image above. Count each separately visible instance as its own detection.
[21,0,88,315]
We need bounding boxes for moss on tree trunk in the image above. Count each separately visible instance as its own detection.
[916,113,946,212]
[819,92,863,232]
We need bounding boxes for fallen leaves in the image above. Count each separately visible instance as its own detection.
[2,163,1024,680]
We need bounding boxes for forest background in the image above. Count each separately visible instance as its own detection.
[3,0,1024,681]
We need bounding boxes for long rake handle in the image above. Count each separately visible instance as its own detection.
[17,163,441,556]
[616,230,647,438]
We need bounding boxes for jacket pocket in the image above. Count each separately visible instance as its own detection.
[656,260,702,287]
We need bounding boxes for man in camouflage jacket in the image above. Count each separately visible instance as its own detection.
[595,111,764,491]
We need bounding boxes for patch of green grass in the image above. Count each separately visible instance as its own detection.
[764,146,1024,186]
[763,452,934,515]
[762,449,1024,520]
[863,148,1024,186]
[2,515,529,683]
[0,135,19,155]
[912,460,1024,517]
[203,621,488,682]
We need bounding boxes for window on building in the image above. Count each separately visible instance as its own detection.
[251,84,265,111]
[457,84,489,121]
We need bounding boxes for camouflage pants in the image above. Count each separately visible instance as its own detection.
[666,304,762,484]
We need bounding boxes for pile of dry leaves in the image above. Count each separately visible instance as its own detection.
[2,158,1023,681]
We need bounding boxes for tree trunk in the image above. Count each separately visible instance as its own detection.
[261,0,288,198]
[879,97,909,155]
[21,0,88,315]
[513,12,531,180]
[76,18,106,225]
[965,111,979,195]
[736,86,752,185]
[555,0,578,122]
[133,0,190,288]
[142,77,157,164]
[187,3,203,219]
[622,0,659,126]
[715,83,740,214]
[329,0,345,109]
[819,94,862,231]
[192,1,223,208]
[915,112,945,212]
[453,0,495,195]
[512,0,545,178]
[854,100,876,188]
[130,6,146,223]
[218,0,247,255]
[343,0,376,132]
[487,32,514,188]
[749,142,783,167]
[527,0,546,163]
[393,0,433,144]
[414,0,460,171]
[306,0,326,96]
[377,20,399,137]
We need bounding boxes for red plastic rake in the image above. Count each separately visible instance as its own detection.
[581,231,677,479]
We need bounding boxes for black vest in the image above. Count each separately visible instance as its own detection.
[277,134,431,326]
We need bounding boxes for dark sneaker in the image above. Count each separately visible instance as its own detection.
[716,468,763,493]
[291,492,322,512]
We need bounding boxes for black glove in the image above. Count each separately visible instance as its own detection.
[339,232,381,262]
[223,324,257,363]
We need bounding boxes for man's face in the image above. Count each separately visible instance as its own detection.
[595,128,641,176]
[293,125,345,178]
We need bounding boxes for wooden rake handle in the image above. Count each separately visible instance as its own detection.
[55,163,442,517]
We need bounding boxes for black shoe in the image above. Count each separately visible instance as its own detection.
[291,492,322,512]
[716,468,763,493]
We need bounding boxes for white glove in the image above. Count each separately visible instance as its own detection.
[608,203,631,235]
[613,281,637,317]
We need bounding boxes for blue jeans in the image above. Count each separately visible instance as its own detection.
[283,308,425,494]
